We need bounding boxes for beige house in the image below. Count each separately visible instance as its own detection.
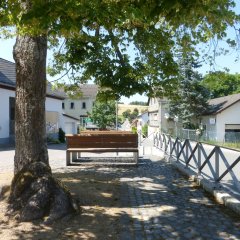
[62,84,98,127]
[148,97,176,138]
[201,93,240,142]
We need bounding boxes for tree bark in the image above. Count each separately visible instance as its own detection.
[13,35,49,174]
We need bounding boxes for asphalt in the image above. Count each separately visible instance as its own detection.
[0,144,240,240]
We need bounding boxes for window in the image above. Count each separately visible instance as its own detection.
[62,102,65,109]
[70,102,74,109]
[82,102,86,109]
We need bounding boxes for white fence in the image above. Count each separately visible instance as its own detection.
[154,132,240,195]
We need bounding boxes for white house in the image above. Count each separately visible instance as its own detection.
[134,111,149,132]
[201,93,240,142]
[0,58,66,145]
[62,84,98,128]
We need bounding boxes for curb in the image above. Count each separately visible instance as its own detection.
[170,159,240,216]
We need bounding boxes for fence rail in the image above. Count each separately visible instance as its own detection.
[154,132,240,193]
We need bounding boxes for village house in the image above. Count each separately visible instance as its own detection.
[148,97,176,138]
[0,58,69,145]
[201,93,240,142]
[132,111,149,132]
[62,84,98,128]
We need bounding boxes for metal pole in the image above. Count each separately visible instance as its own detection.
[116,101,118,131]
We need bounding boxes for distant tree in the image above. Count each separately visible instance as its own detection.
[170,58,210,128]
[90,100,116,129]
[131,108,139,120]
[129,101,148,106]
[122,108,139,122]
[122,109,132,120]
[201,72,240,98]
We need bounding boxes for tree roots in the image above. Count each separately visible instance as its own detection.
[8,162,79,224]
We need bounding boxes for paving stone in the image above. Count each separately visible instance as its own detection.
[118,159,240,239]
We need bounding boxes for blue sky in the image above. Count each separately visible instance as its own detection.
[0,2,239,103]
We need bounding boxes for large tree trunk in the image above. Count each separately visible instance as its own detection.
[8,34,78,223]
[13,35,49,173]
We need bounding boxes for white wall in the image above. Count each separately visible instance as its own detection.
[0,88,15,141]
[63,98,95,119]
[201,115,217,140]
[63,116,78,134]
[216,101,240,141]
[0,89,64,143]
[45,97,64,131]
[202,101,240,142]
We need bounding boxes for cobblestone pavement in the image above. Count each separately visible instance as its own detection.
[0,146,240,240]
[118,158,240,240]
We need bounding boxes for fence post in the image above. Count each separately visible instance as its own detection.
[160,133,163,149]
[139,130,142,146]
[176,138,179,161]
[197,142,201,175]
[169,136,173,156]
[185,139,189,166]
[215,146,220,181]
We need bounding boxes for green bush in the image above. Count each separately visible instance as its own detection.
[142,124,148,137]
[58,128,65,143]
[47,136,61,144]
[132,126,137,134]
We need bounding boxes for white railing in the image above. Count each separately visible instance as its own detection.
[154,132,240,194]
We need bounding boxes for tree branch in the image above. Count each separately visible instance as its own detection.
[108,29,126,67]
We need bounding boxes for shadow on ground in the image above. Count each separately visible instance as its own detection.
[0,158,240,239]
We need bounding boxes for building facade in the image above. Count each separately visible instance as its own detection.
[148,97,174,138]
[201,93,240,142]
[0,58,65,145]
[62,84,98,128]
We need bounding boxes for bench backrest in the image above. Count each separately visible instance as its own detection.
[78,131,133,135]
[66,134,138,148]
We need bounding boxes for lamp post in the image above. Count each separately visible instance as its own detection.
[116,101,118,131]
[174,115,179,137]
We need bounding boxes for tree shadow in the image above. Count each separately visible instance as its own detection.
[1,158,240,239]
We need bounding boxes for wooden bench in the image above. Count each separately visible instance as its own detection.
[66,133,139,165]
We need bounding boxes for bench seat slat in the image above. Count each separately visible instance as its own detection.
[68,143,138,148]
[67,147,138,152]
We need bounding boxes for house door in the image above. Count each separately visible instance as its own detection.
[9,97,15,140]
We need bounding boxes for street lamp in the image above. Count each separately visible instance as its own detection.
[174,115,179,137]
[116,101,118,131]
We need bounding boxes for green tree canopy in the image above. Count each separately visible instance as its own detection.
[1,1,238,99]
[90,100,116,129]
[201,71,240,98]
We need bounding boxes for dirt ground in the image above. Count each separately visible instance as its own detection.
[0,167,124,240]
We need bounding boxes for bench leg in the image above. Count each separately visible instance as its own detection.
[66,151,71,166]
[134,152,138,164]
[72,152,77,161]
